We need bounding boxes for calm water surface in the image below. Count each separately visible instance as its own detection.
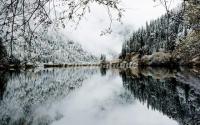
[0,67,200,125]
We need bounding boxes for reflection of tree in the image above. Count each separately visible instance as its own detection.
[100,67,107,76]
[0,71,8,100]
[120,68,200,125]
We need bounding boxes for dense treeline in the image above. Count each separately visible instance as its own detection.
[121,5,187,58]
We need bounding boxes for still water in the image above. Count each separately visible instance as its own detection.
[0,67,200,125]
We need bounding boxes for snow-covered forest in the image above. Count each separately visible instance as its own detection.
[121,6,186,56]
[0,0,122,66]
[120,0,200,66]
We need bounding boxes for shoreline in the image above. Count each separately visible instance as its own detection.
[0,61,200,71]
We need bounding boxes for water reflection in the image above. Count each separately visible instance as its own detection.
[0,67,199,125]
[120,67,200,125]
[0,68,98,125]
[100,67,107,76]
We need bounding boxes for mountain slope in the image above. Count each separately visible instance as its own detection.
[6,28,98,64]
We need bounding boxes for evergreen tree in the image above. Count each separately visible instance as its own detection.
[100,54,106,63]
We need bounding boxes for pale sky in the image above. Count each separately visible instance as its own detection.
[62,0,181,59]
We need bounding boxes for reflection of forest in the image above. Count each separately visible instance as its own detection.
[0,68,97,125]
[120,67,200,125]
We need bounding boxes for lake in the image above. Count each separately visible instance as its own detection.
[0,67,200,125]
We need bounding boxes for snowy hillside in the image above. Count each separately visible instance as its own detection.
[8,28,98,64]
